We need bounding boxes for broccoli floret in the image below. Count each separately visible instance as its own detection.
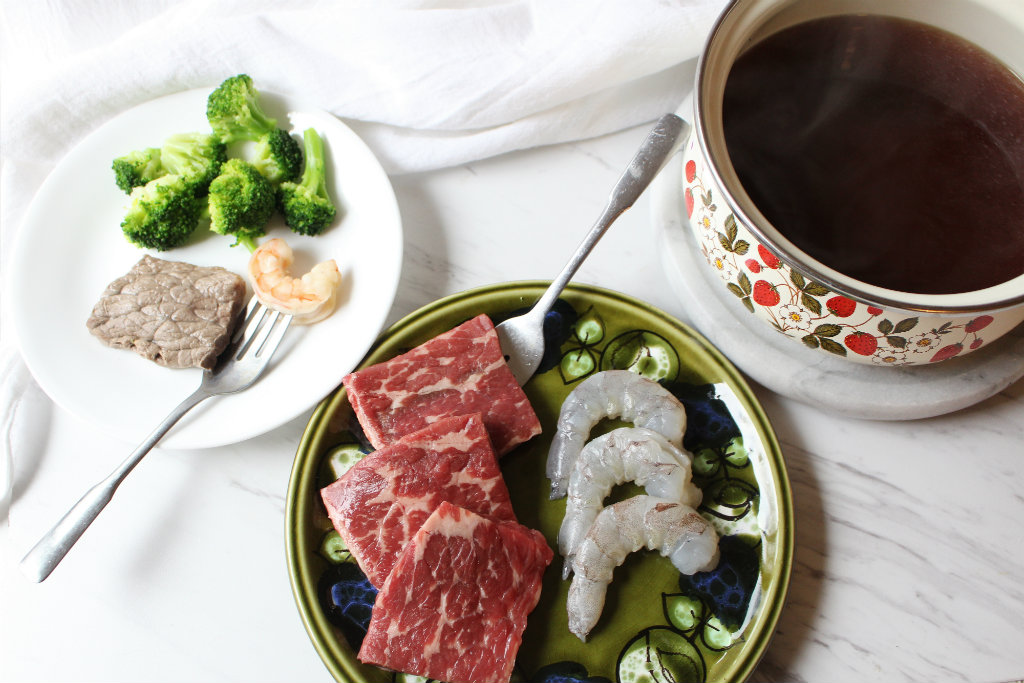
[251,128,303,184]
[207,159,275,252]
[278,128,337,236]
[112,147,165,194]
[113,132,225,195]
[120,175,202,250]
[206,74,303,185]
[206,74,279,142]
[160,132,227,192]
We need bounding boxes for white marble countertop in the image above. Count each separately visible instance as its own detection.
[3,124,1023,683]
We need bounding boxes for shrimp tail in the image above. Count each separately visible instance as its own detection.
[567,576,606,641]
[547,429,579,499]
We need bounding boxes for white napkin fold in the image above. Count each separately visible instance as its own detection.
[0,0,723,484]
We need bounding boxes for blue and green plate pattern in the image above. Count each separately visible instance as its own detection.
[286,282,793,683]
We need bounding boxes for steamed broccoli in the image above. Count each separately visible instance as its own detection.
[250,127,303,184]
[278,128,337,236]
[120,175,203,250]
[207,159,275,251]
[206,74,302,184]
[206,74,279,142]
[113,132,226,195]
[112,147,164,193]
[160,132,227,191]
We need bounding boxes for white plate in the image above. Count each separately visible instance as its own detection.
[8,88,403,449]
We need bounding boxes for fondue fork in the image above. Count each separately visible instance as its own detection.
[496,113,686,385]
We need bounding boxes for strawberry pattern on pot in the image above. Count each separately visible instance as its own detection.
[681,154,997,366]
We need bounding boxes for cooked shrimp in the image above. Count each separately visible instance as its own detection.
[566,495,719,641]
[558,427,702,579]
[547,370,687,499]
[248,237,340,325]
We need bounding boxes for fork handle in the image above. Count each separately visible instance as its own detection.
[19,387,210,583]
[531,113,687,318]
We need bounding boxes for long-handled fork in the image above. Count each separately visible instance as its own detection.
[20,299,292,583]
[496,113,687,385]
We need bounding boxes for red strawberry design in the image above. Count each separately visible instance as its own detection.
[970,338,984,350]
[757,244,781,269]
[965,315,993,333]
[685,159,697,183]
[930,343,964,363]
[752,280,781,307]
[685,187,694,218]
[826,296,856,318]
[867,306,884,316]
[745,259,761,273]
[844,332,878,356]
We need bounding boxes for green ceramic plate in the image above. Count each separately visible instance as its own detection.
[286,282,793,683]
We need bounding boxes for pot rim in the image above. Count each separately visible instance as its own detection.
[691,0,1024,317]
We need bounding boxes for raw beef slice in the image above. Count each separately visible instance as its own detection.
[321,413,518,587]
[358,502,553,683]
[342,313,541,456]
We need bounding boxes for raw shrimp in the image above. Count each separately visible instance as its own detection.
[248,237,341,325]
[547,370,687,499]
[558,427,702,579]
[566,495,719,641]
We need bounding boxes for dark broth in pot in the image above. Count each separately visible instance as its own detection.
[722,14,1024,294]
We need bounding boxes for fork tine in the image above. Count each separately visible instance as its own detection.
[248,309,292,359]
[234,297,265,341]
[235,303,273,358]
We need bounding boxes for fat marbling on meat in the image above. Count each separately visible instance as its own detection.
[87,255,246,370]
[342,313,541,456]
[320,412,518,588]
[358,501,552,683]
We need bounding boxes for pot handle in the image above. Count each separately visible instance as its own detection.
[673,92,695,135]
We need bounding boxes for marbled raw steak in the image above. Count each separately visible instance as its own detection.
[342,314,541,456]
[358,502,552,683]
[320,413,518,587]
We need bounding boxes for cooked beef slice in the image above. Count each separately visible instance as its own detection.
[87,255,247,370]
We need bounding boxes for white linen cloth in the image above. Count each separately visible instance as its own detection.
[0,0,724,508]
